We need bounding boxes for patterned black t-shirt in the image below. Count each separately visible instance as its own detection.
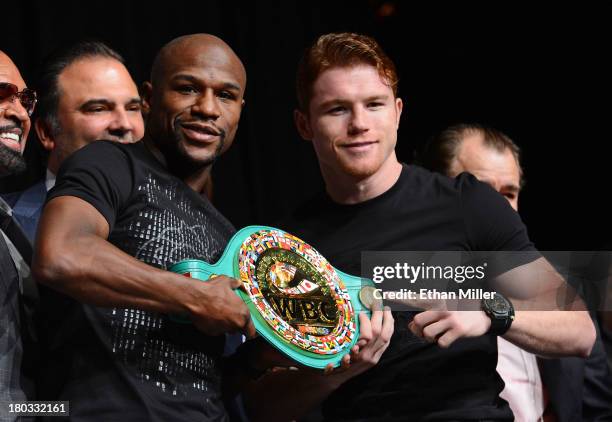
[39,141,235,421]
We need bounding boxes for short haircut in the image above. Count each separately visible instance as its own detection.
[296,32,399,112]
[419,123,524,187]
[36,40,125,135]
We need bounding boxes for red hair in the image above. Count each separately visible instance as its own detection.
[296,32,399,111]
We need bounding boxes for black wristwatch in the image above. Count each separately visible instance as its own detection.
[482,293,515,336]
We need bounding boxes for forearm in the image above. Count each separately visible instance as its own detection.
[34,231,194,314]
[33,196,253,338]
[33,197,197,314]
[503,310,595,358]
[493,257,596,357]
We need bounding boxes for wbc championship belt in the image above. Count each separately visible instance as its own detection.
[170,225,375,369]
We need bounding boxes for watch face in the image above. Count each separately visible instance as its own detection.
[486,294,510,315]
[239,229,356,355]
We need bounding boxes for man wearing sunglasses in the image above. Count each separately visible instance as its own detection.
[0,62,35,176]
[7,41,144,243]
[0,49,37,421]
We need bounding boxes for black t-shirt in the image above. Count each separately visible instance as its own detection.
[39,141,235,421]
[281,164,536,421]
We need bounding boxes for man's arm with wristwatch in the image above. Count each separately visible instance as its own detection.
[409,257,596,358]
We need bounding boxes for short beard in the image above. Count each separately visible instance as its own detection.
[161,118,226,177]
[0,143,26,177]
[336,156,380,180]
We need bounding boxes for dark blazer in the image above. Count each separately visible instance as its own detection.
[539,317,612,421]
[2,180,46,243]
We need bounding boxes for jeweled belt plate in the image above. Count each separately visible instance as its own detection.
[170,225,373,369]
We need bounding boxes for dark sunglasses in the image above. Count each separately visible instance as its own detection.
[0,82,37,116]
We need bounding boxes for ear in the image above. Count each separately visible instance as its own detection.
[35,118,55,152]
[294,109,313,141]
[140,81,153,115]
[395,97,403,129]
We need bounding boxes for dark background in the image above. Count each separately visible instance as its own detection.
[1,1,609,250]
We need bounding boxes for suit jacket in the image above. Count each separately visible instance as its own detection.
[1,180,46,244]
[539,317,612,422]
[0,196,38,403]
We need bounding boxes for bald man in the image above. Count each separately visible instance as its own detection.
[33,34,251,421]
[0,50,37,421]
